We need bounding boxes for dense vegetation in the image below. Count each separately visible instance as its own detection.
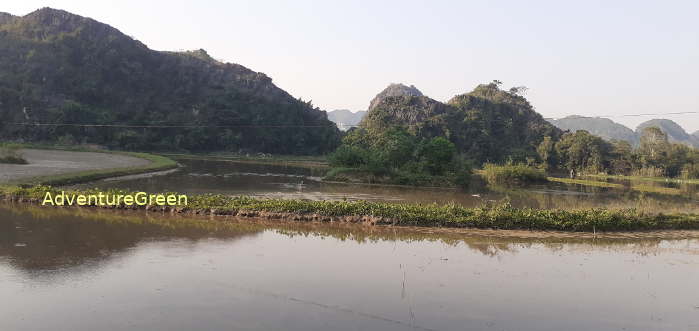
[338,81,698,185]
[0,8,340,154]
[548,117,699,148]
[359,81,562,166]
[541,127,699,179]
[0,143,26,164]
[3,185,699,232]
[326,127,472,186]
[481,163,547,185]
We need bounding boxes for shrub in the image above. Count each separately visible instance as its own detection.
[0,144,28,164]
[328,145,366,168]
[681,163,699,180]
[631,166,665,177]
[482,163,547,185]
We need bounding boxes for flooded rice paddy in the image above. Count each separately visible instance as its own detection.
[81,158,699,213]
[1,204,698,331]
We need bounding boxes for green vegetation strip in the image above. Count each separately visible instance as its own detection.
[547,177,623,188]
[13,152,178,186]
[587,174,699,185]
[2,186,698,232]
[630,185,685,196]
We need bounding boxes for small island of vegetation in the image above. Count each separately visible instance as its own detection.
[2,185,698,232]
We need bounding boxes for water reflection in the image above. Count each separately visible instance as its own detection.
[1,204,699,331]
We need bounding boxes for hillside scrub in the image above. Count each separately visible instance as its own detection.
[2,185,699,232]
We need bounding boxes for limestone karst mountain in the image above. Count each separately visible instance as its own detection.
[359,82,562,163]
[636,119,699,148]
[368,83,424,111]
[0,8,339,153]
[548,116,639,145]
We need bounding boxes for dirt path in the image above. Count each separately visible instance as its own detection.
[0,149,151,184]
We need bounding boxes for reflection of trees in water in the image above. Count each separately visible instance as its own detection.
[1,203,696,275]
[0,204,263,274]
[265,220,694,258]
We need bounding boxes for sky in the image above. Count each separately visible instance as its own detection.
[4,0,699,132]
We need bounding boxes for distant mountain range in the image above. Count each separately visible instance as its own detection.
[549,116,639,145]
[547,116,699,148]
[0,8,339,153]
[326,109,366,131]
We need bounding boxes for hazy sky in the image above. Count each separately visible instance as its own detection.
[5,0,699,132]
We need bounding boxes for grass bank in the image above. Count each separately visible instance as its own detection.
[547,177,624,188]
[586,174,699,185]
[323,167,466,187]
[2,185,698,232]
[161,152,329,168]
[10,152,177,186]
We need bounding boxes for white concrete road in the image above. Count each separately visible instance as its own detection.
[0,149,151,183]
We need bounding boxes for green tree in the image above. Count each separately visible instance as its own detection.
[417,137,456,175]
[537,136,557,170]
[555,130,611,174]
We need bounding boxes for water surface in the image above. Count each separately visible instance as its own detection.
[1,204,698,331]
[82,159,699,213]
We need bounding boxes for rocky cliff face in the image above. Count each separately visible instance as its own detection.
[368,83,423,110]
[0,8,339,153]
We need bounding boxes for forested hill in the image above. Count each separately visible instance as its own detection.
[548,116,639,145]
[360,82,562,163]
[0,8,340,153]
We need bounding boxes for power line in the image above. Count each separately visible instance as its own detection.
[544,111,699,121]
[5,123,335,128]
[5,111,698,129]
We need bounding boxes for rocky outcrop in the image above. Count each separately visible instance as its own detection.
[368,83,424,110]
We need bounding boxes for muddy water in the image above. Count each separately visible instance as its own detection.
[1,204,699,331]
[83,159,699,213]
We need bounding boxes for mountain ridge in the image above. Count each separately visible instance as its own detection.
[549,116,639,145]
[0,7,340,153]
[636,119,699,148]
[547,116,698,148]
